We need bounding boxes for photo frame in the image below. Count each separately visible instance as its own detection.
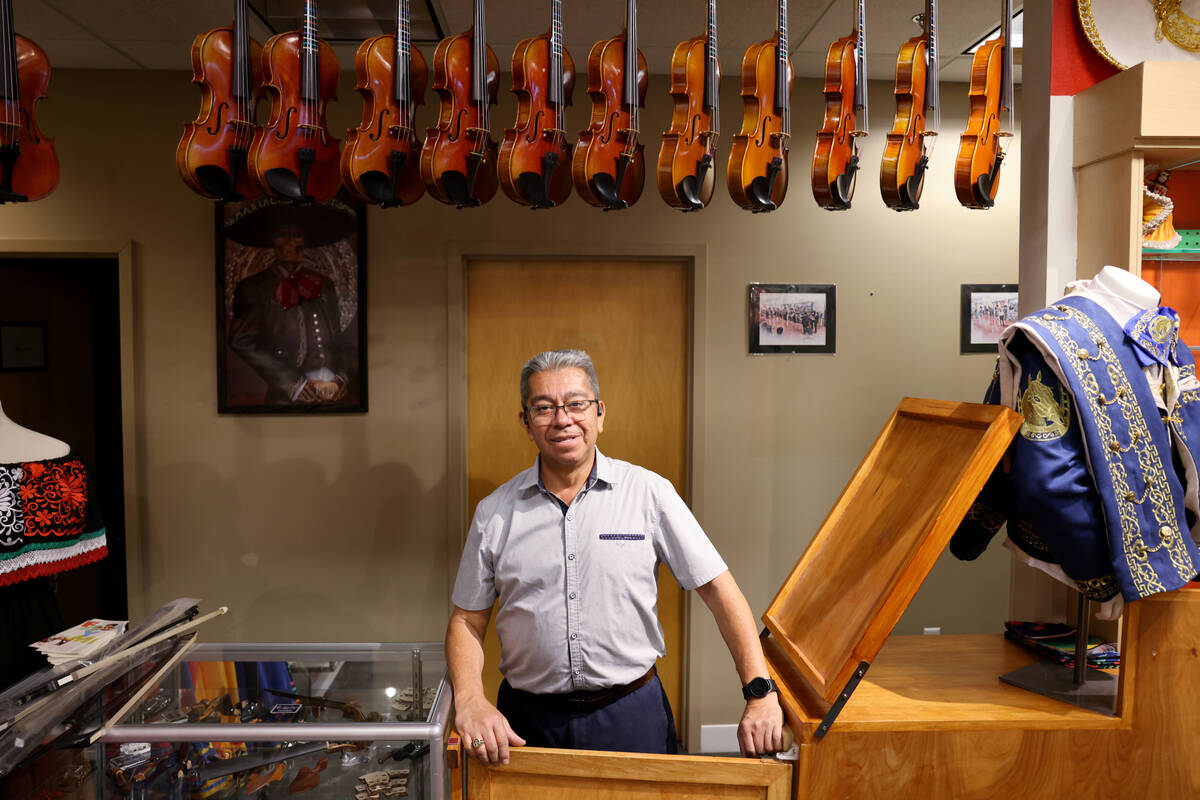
[961,284,1019,353]
[0,322,48,371]
[748,284,836,355]
[216,198,368,413]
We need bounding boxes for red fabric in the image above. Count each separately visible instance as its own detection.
[1051,0,1119,96]
[18,459,88,538]
[0,545,107,587]
[273,268,325,310]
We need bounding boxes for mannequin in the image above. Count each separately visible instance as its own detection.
[953,264,1200,616]
[0,401,70,462]
[1090,264,1160,309]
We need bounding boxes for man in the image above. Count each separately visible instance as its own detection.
[227,222,353,405]
[447,349,784,766]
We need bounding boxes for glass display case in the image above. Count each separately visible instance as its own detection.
[0,642,452,800]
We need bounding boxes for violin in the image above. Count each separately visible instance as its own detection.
[727,0,790,213]
[341,0,428,207]
[657,0,720,212]
[0,0,58,204]
[811,0,867,211]
[177,0,263,202]
[572,0,647,211]
[955,0,1013,210]
[498,0,574,209]
[248,0,341,204]
[420,0,499,208]
[880,0,938,211]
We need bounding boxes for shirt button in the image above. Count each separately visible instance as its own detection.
[570,633,578,640]
[569,592,577,599]
[567,553,575,560]
[566,514,573,521]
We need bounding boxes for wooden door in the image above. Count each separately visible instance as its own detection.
[465,258,690,734]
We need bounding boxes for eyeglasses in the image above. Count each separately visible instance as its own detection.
[526,399,600,422]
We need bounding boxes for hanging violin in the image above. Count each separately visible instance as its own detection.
[657,0,720,212]
[177,0,262,202]
[341,0,428,207]
[498,0,574,209]
[811,0,867,211]
[727,0,790,213]
[420,0,499,208]
[881,0,938,211]
[955,0,1013,210]
[572,0,647,211]
[0,0,58,204]
[248,0,341,204]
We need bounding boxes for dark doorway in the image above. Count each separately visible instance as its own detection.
[0,257,127,626]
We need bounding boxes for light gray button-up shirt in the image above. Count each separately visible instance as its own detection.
[451,449,727,693]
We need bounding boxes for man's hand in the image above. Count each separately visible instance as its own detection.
[738,692,784,758]
[455,694,526,766]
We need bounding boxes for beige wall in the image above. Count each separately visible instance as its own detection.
[0,66,1019,741]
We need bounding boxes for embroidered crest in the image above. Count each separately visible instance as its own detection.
[1123,306,1180,369]
[1020,372,1070,441]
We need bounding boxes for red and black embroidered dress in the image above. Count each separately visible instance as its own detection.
[0,454,105,587]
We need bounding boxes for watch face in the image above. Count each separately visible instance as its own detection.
[747,677,770,697]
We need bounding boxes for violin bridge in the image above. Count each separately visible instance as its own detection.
[768,132,790,146]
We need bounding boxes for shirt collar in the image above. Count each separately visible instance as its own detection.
[518,448,615,494]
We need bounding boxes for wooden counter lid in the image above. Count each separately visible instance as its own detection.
[762,398,1021,711]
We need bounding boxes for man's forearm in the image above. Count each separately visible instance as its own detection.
[695,570,770,682]
[445,609,490,704]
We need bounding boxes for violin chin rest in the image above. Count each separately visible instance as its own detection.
[590,172,627,209]
[439,170,480,207]
[263,167,311,203]
[359,170,400,206]
[747,175,777,212]
[194,165,241,202]
[973,174,996,208]
[518,171,554,208]
[676,176,705,211]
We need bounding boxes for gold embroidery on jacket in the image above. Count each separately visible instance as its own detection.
[1020,372,1070,441]
[1033,306,1195,596]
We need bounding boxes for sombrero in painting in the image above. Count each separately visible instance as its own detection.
[224,197,357,248]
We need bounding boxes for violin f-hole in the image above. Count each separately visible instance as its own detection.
[271,107,296,140]
[206,103,229,136]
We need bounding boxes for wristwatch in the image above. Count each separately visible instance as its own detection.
[741,677,777,701]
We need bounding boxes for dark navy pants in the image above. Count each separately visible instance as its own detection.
[497,674,679,754]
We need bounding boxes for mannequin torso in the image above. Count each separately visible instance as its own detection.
[0,402,70,462]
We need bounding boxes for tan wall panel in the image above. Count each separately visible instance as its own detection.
[0,67,1017,740]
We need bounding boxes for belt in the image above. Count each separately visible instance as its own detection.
[506,666,657,712]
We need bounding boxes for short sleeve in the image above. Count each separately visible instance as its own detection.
[450,502,498,611]
[652,477,727,590]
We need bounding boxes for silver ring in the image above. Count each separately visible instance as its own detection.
[471,737,485,748]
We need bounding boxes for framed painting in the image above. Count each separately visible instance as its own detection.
[748,284,836,355]
[216,198,368,413]
[0,322,48,371]
[961,284,1018,353]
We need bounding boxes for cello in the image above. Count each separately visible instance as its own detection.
[657,0,720,212]
[572,0,647,211]
[177,0,262,202]
[811,0,867,211]
[880,0,938,211]
[955,0,1013,210]
[0,0,58,204]
[248,0,341,204]
[727,0,791,213]
[498,0,574,209]
[420,0,499,208]
[341,0,428,207]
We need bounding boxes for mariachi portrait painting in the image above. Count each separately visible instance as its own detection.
[216,198,367,414]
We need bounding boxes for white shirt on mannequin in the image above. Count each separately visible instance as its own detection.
[0,402,70,462]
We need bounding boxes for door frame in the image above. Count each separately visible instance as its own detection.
[0,240,140,611]
[445,240,709,748]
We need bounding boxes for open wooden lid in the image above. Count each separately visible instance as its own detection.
[763,398,1021,708]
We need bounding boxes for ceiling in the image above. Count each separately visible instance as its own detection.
[19,0,1022,83]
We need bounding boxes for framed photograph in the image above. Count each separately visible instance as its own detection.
[748,284,836,355]
[0,322,48,371]
[216,198,368,413]
[961,284,1019,353]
